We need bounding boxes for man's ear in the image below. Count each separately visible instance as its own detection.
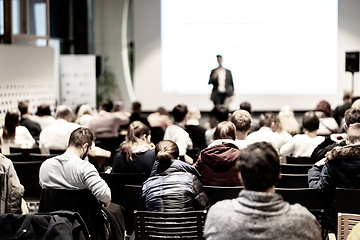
[344,123,348,131]
[82,142,89,150]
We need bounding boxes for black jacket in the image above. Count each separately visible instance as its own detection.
[140,160,208,212]
[0,211,89,240]
[310,136,346,162]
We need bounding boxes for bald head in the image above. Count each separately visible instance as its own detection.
[55,105,72,122]
[188,107,201,121]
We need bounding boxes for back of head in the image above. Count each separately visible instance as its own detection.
[155,140,179,161]
[68,127,94,149]
[213,121,236,140]
[3,109,19,140]
[157,107,168,116]
[113,101,124,112]
[236,142,280,191]
[259,112,278,128]
[314,100,332,117]
[132,101,142,113]
[188,107,201,121]
[210,104,229,122]
[302,111,320,132]
[347,123,360,144]
[345,108,360,126]
[231,110,251,132]
[240,101,252,115]
[77,104,93,117]
[125,121,151,161]
[172,104,188,122]
[101,99,114,112]
[55,105,72,120]
[36,104,51,116]
[343,89,353,101]
[18,100,29,116]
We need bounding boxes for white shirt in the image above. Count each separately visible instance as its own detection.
[280,134,325,160]
[246,127,286,150]
[163,124,193,156]
[0,126,35,154]
[39,155,111,203]
[39,119,80,154]
[30,115,56,130]
[217,68,226,93]
[235,139,254,150]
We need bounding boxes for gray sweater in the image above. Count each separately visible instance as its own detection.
[204,190,322,240]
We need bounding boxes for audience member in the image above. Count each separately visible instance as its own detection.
[163,104,193,164]
[309,123,360,233]
[147,107,172,145]
[129,101,150,127]
[333,89,353,127]
[75,104,93,127]
[185,107,207,151]
[230,110,253,150]
[194,121,242,186]
[280,111,325,162]
[311,107,360,162]
[30,104,55,130]
[18,100,41,139]
[0,154,24,213]
[39,105,80,154]
[314,100,339,135]
[246,112,285,150]
[139,140,208,211]
[278,105,301,136]
[88,99,129,138]
[112,121,155,178]
[0,109,35,154]
[205,142,322,240]
[240,101,260,133]
[205,104,229,145]
[39,127,116,240]
[114,101,131,118]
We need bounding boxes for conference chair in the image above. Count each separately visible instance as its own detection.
[203,185,243,206]
[335,188,360,215]
[28,153,57,162]
[134,210,207,240]
[277,174,309,188]
[337,213,360,240]
[3,152,25,162]
[281,163,313,174]
[286,156,314,164]
[49,149,66,155]
[10,147,41,155]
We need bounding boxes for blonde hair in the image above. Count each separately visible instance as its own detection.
[124,121,151,161]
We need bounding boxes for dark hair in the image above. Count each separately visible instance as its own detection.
[2,109,20,140]
[101,99,113,112]
[345,108,360,126]
[231,110,251,132]
[68,127,95,148]
[236,142,280,191]
[132,101,142,113]
[172,104,188,122]
[216,55,222,59]
[259,112,278,127]
[347,123,360,144]
[210,105,229,122]
[213,121,236,140]
[302,111,319,132]
[239,101,252,115]
[155,140,179,161]
[314,100,332,117]
[36,104,51,116]
[18,100,29,115]
[124,121,151,161]
[157,107,168,116]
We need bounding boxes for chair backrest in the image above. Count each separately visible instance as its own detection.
[12,160,43,199]
[3,152,25,162]
[337,213,360,240]
[286,156,314,164]
[49,149,66,155]
[124,185,142,211]
[203,185,243,206]
[100,173,147,205]
[277,174,309,188]
[134,210,207,240]
[281,163,313,174]
[9,147,41,155]
[276,188,322,210]
[28,153,56,162]
[336,188,360,215]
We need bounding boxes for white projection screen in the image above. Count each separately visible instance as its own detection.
[134,0,341,111]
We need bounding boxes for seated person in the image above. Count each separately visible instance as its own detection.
[185,107,207,151]
[112,121,155,178]
[39,127,119,240]
[0,109,35,154]
[140,140,208,212]
[205,104,229,145]
[280,111,325,162]
[194,121,242,186]
[230,110,253,150]
[314,100,339,135]
[30,103,55,130]
[0,154,24,213]
[205,142,322,240]
[309,122,360,233]
[18,100,41,139]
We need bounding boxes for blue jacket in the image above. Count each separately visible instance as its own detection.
[140,160,208,212]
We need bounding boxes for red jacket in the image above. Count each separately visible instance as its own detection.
[194,143,242,186]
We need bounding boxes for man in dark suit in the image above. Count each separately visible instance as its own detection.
[208,55,234,106]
